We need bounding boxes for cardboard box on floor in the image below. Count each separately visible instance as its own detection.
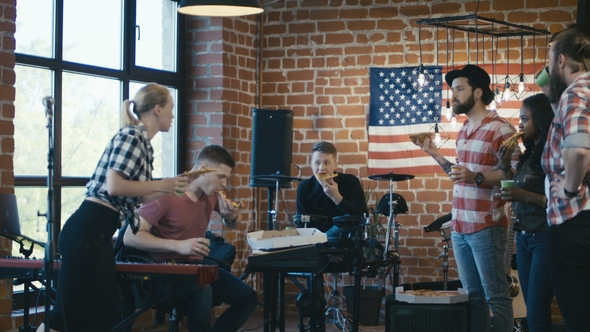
[247,228,327,250]
[395,286,469,304]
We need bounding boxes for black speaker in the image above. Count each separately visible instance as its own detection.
[249,109,293,188]
[386,298,470,332]
[386,280,469,332]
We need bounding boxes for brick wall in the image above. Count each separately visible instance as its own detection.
[0,0,15,329]
[189,0,576,323]
[0,0,579,330]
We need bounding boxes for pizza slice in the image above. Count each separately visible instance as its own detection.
[409,132,433,144]
[217,189,240,207]
[183,167,218,178]
[502,131,524,149]
[316,173,338,181]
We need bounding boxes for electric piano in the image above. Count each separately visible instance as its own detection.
[0,257,218,286]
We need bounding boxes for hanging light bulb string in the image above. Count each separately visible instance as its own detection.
[417,22,427,89]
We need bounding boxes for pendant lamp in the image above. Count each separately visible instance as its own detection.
[178,0,264,17]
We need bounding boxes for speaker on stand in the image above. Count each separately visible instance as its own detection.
[250,108,294,228]
[249,109,295,332]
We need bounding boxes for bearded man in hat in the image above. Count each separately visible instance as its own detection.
[412,64,518,332]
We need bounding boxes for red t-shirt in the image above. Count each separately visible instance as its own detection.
[138,193,219,263]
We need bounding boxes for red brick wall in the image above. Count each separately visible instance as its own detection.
[0,0,579,330]
[0,0,15,329]
[187,0,576,323]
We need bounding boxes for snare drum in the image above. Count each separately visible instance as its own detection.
[293,214,328,229]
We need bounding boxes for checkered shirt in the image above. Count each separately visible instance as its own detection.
[451,111,520,234]
[85,122,154,228]
[541,71,590,225]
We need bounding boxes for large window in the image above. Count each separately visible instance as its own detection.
[14,0,185,257]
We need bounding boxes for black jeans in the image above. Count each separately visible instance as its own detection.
[547,210,590,332]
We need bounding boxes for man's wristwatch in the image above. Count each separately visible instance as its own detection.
[475,172,484,186]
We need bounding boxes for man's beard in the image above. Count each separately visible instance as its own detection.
[548,62,568,103]
[453,93,476,115]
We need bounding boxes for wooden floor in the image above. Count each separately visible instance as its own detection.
[238,308,386,332]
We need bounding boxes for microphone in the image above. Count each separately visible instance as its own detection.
[42,96,54,119]
[42,96,54,128]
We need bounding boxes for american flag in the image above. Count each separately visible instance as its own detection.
[367,65,453,174]
[368,65,529,175]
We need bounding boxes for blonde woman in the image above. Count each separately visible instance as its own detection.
[38,83,188,332]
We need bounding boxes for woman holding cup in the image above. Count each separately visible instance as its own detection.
[497,93,555,332]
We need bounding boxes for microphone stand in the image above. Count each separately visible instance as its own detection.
[41,96,56,332]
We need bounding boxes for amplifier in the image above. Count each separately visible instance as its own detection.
[385,294,470,332]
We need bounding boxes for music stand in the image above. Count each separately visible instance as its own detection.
[0,193,45,332]
[368,172,414,287]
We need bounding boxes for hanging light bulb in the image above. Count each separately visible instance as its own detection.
[417,64,426,89]
[445,100,452,121]
[434,123,441,144]
[494,87,502,105]
[518,74,525,93]
[503,81,511,102]
[489,100,497,111]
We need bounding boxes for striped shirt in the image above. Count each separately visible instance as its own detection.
[541,71,590,225]
[85,122,154,228]
[452,111,519,234]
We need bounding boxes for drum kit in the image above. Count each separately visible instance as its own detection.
[253,171,415,285]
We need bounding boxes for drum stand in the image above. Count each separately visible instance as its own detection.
[369,172,415,287]
[438,227,452,290]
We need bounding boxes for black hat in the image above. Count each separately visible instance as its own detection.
[445,64,494,105]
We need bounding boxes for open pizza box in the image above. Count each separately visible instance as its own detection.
[247,228,327,250]
[395,286,469,304]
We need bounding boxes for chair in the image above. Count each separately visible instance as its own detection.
[113,221,190,332]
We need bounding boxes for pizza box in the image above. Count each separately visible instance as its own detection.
[247,228,327,250]
[395,286,469,304]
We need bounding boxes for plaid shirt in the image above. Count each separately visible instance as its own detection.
[86,122,154,228]
[541,71,590,225]
[452,111,520,234]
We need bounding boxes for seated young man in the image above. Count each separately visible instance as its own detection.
[123,145,258,332]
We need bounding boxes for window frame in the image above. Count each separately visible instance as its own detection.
[14,0,186,237]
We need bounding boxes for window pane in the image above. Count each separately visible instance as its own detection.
[129,82,177,178]
[13,187,86,257]
[62,73,120,177]
[15,0,54,58]
[14,65,52,176]
[136,0,177,72]
[13,187,50,258]
[63,0,122,69]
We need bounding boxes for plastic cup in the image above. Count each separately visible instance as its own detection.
[535,67,549,87]
[500,180,515,189]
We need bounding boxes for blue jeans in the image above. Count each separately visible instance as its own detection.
[515,231,553,332]
[172,268,258,332]
[452,226,513,332]
[547,211,590,332]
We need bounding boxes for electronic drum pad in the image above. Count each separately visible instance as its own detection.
[293,214,328,230]
[326,215,365,246]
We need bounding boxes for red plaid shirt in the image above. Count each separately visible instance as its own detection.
[452,112,520,234]
[541,72,590,225]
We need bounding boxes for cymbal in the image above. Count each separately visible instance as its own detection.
[254,173,302,182]
[368,172,415,181]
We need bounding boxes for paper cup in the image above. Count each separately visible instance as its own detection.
[500,180,515,189]
[535,67,550,87]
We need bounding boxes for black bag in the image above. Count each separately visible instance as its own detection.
[203,231,236,271]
